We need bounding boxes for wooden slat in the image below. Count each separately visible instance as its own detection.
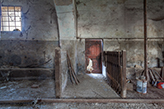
[105,51,126,98]
[161,67,164,80]
[0,3,1,31]
[107,73,120,90]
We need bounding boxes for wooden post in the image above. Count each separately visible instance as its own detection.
[161,67,164,80]
[0,2,1,32]
[121,50,126,98]
[55,47,61,98]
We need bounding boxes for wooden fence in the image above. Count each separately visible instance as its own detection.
[104,50,126,98]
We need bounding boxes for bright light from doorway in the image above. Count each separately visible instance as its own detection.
[87,73,104,79]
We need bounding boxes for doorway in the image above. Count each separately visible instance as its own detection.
[85,39,103,74]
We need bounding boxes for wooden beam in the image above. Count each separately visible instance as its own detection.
[107,73,120,88]
[55,47,61,98]
[121,50,127,98]
[1,99,164,104]
[0,2,1,31]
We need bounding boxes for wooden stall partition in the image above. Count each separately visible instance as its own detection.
[104,50,126,98]
[55,47,61,98]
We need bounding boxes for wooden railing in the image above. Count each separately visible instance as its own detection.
[104,50,126,98]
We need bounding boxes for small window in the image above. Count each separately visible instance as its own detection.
[1,6,22,31]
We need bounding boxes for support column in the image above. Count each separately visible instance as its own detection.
[144,0,148,80]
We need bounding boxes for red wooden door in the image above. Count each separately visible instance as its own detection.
[85,39,102,74]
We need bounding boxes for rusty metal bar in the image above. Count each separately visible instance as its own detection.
[144,0,148,80]
[77,37,164,40]
[1,99,164,104]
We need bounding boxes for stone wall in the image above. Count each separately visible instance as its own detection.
[0,0,59,68]
[1,0,164,89]
[76,0,164,69]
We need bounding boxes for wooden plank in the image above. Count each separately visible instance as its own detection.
[0,3,1,30]
[67,53,79,84]
[55,47,61,98]
[121,50,127,98]
[0,68,54,70]
[161,67,164,80]
[105,51,126,97]
[117,52,121,91]
[107,73,120,90]
[1,99,164,104]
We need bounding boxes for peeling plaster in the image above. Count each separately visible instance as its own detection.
[54,0,72,6]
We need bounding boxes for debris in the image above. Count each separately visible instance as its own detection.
[136,76,147,94]
[157,82,164,89]
[142,79,147,94]
[139,68,164,88]
[136,79,143,93]
[31,80,46,88]
[0,65,19,68]
[134,65,143,69]
[67,53,80,85]
[31,84,39,88]
[127,83,133,91]
[0,71,11,81]
[24,58,52,68]
[0,86,7,89]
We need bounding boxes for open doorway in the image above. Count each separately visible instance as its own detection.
[85,39,103,74]
[61,39,120,98]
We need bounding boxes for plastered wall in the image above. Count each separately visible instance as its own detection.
[76,0,164,69]
[0,0,59,68]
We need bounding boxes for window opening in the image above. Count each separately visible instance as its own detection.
[1,6,22,31]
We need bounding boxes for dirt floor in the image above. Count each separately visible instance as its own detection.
[126,79,164,99]
[0,79,55,99]
[1,73,164,100]
[0,74,119,99]
[0,74,164,108]
[127,87,164,99]
[0,103,164,109]
[62,74,119,98]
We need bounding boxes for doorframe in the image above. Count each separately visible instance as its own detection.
[85,39,103,74]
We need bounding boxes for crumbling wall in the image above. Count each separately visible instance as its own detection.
[54,0,77,92]
[76,0,164,69]
[76,39,85,74]
[0,0,59,68]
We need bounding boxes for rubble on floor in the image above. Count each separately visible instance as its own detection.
[0,102,164,109]
[0,79,55,99]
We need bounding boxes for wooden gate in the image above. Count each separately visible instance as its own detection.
[104,50,126,98]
